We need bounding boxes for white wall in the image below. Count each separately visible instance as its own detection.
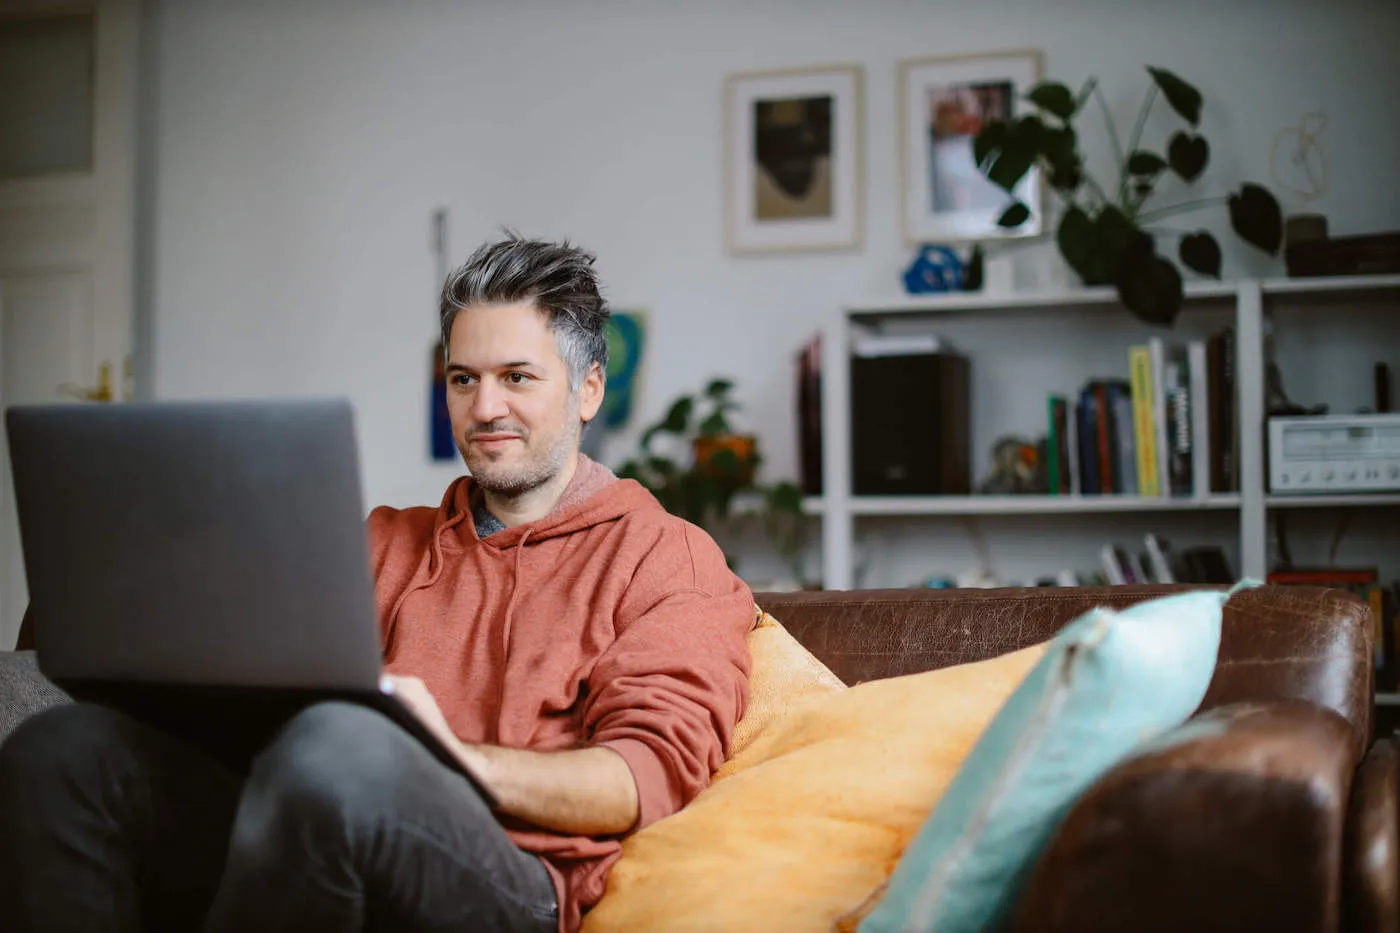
[143,0,1400,585]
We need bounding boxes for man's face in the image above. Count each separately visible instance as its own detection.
[445,301,603,496]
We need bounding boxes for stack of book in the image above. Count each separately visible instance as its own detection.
[1045,328,1238,497]
[1098,535,1234,585]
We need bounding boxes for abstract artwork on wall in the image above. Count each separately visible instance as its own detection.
[898,49,1043,243]
[724,64,863,253]
[601,310,646,429]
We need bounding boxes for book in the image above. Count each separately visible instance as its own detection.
[1100,544,1127,585]
[1078,393,1101,495]
[1164,353,1192,496]
[1144,533,1176,583]
[1128,345,1160,496]
[1188,340,1211,498]
[1094,382,1113,494]
[1107,381,1137,495]
[1046,396,1071,496]
[1148,337,1170,498]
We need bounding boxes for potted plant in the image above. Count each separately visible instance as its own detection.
[974,66,1284,326]
[618,378,805,577]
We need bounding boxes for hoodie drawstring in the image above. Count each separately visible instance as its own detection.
[500,528,530,666]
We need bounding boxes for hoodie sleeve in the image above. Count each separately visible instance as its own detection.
[584,523,755,832]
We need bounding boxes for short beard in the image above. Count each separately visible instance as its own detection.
[468,437,572,497]
[462,399,582,499]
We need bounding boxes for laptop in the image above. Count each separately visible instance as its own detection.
[5,398,495,806]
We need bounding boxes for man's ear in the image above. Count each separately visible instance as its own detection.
[578,362,605,423]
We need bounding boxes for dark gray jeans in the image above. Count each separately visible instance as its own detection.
[0,700,558,933]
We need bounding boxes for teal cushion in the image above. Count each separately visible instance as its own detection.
[859,585,1255,933]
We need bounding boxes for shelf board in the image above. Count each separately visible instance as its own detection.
[845,280,1236,319]
[840,494,1242,517]
[1376,693,1400,707]
[1261,273,1400,300]
[1266,493,1400,509]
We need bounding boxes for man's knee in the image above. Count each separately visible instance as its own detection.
[0,703,126,788]
[236,702,417,841]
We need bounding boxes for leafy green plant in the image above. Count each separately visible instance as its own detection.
[618,377,805,573]
[974,66,1283,325]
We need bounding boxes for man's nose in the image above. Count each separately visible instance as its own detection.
[469,379,510,423]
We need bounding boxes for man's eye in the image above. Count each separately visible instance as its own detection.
[507,372,529,385]
[451,374,475,387]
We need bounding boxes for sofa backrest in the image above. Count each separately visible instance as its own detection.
[753,584,1373,761]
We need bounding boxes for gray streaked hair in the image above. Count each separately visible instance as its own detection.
[439,233,610,390]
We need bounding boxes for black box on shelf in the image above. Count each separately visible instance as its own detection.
[850,350,970,495]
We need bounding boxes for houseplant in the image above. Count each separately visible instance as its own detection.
[617,378,805,575]
[974,66,1283,325]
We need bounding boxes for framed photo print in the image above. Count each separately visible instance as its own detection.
[725,64,863,253]
[898,49,1043,243]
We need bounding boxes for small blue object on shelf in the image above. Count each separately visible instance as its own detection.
[902,245,965,295]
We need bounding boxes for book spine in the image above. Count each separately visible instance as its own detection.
[1109,383,1138,495]
[1095,382,1114,494]
[1148,337,1170,497]
[1189,340,1210,498]
[1079,391,1100,495]
[1166,359,1192,496]
[1129,345,1160,496]
[1047,395,1061,496]
[1054,398,1071,494]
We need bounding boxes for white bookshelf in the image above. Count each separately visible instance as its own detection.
[812,276,1400,590]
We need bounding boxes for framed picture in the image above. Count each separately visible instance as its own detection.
[724,64,863,253]
[898,49,1043,244]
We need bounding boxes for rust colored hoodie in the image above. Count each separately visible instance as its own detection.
[368,457,754,933]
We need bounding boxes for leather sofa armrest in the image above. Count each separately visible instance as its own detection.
[1346,737,1398,933]
[1011,700,1354,933]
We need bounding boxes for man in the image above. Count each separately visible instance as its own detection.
[0,235,756,933]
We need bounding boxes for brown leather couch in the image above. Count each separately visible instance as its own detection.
[3,584,1392,931]
[752,583,1391,933]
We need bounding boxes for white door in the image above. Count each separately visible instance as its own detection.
[0,0,139,648]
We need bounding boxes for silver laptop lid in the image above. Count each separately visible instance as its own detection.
[6,398,382,690]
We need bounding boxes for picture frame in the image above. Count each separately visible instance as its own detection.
[724,64,863,254]
[898,49,1044,244]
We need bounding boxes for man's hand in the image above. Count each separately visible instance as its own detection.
[381,674,463,758]
[380,673,640,836]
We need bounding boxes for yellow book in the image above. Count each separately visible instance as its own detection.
[1129,345,1160,497]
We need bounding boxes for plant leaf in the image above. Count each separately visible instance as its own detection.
[1057,205,1096,283]
[1167,132,1209,182]
[1040,125,1081,192]
[1027,81,1076,120]
[1147,67,1203,126]
[997,201,1031,228]
[704,378,734,399]
[767,481,803,515]
[1127,150,1168,175]
[1228,183,1283,255]
[984,115,1044,192]
[1116,248,1185,326]
[1179,231,1223,278]
[697,411,728,436]
[660,396,692,433]
[1095,204,1146,269]
[972,119,1007,171]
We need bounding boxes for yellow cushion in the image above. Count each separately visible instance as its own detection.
[582,618,1047,933]
[729,608,847,759]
